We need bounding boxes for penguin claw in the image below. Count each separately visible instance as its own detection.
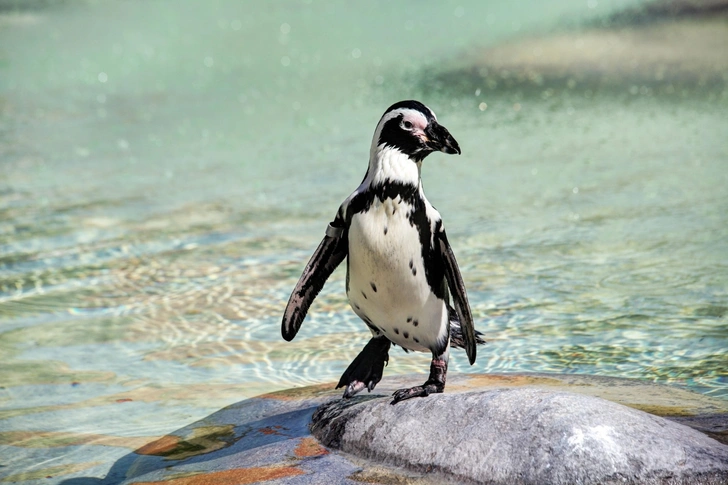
[342,380,367,398]
[390,382,443,405]
[336,337,390,398]
[391,386,427,404]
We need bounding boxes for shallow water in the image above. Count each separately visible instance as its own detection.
[1,0,727,482]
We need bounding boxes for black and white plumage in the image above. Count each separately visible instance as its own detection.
[282,100,483,404]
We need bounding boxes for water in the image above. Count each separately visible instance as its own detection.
[1,0,727,481]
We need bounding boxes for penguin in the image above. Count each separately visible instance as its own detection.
[282,100,483,404]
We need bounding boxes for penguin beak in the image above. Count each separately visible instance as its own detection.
[424,121,461,155]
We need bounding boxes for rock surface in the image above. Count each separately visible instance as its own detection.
[312,387,728,485]
[62,373,727,484]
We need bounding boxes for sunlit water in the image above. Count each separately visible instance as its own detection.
[1,0,727,481]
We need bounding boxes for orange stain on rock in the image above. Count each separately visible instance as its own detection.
[136,435,181,455]
[294,437,328,458]
[258,425,285,436]
[134,425,236,460]
[445,374,564,392]
[130,466,305,485]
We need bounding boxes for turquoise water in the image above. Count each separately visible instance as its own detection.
[1,0,727,482]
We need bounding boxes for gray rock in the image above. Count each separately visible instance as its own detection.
[311,388,728,485]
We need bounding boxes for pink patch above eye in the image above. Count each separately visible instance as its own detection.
[404,115,427,131]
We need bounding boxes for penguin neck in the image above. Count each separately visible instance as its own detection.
[364,144,422,194]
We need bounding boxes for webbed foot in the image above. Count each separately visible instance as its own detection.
[390,355,447,405]
[391,382,444,404]
[336,336,390,398]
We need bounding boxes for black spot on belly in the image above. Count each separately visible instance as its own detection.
[384,226,388,235]
[354,303,360,310]
[406,317,412,323]
[413,337,420,343]
[409,258,413,269]
[361,291,367,299]
[412,268,417,276]
[370,282,377,292]
[413,320,419,327]
[403,331,409,339]
[394,328,399,335]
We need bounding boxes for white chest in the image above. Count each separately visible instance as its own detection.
[346,197,447,352]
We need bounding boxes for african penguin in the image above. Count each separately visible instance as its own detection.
[282,100,483,404]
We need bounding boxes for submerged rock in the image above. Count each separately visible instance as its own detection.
[419,4,728,98]
[312,387,728,485]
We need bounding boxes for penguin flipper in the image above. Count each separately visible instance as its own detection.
[438,230,476,365]
[282,226,347,341]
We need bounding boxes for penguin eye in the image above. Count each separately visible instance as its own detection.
[402,120,413,130]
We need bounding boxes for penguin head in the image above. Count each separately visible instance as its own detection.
[374,100,461,162]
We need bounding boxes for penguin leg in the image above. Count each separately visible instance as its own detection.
[336,336,391,398]
[390,346,449,405]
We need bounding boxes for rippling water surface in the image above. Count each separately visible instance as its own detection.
[1,0,727,481]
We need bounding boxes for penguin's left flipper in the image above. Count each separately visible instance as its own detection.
[336,336,391,398]
[438,230,477,365]
[281,222,347,341]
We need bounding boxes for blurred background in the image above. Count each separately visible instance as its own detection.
[1,0,726,481]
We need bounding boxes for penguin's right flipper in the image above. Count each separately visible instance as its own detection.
[281,223,347,341]
[337,336,391,398]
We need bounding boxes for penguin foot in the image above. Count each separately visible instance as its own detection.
[390,382,444,404]
[390,356,448,405]
[336,336,390,398]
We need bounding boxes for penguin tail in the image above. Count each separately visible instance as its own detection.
[448,306,486,349]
